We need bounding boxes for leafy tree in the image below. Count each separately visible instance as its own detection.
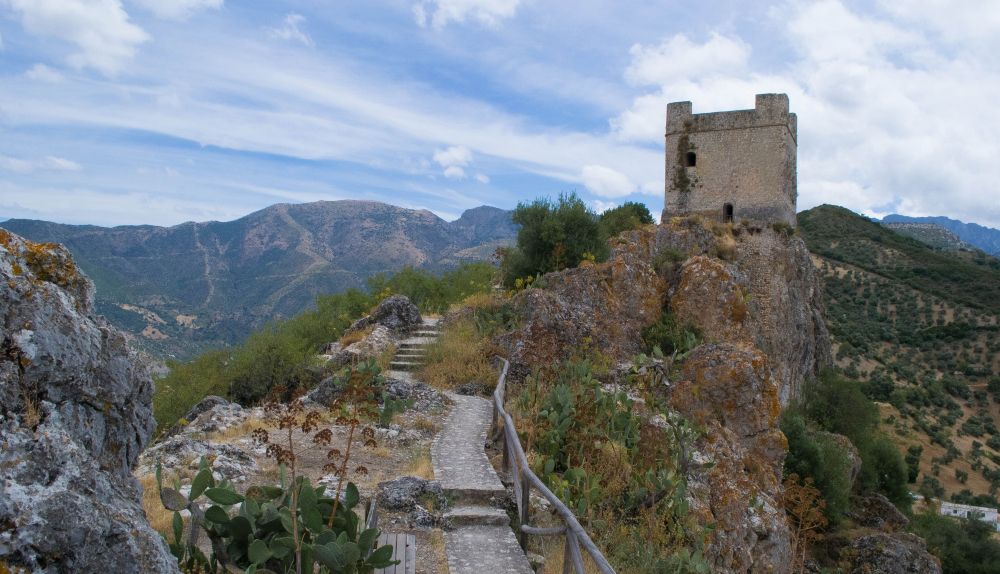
[796,370,911,511]
[910,511,1000,574]
[781,410,853,522]
[598,201,654,238]
[905,445,923,483]
[503,193,608,284]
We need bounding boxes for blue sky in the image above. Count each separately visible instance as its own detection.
[1,0,999,228]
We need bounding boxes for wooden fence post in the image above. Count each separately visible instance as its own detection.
[519,468,530,550]
[563,530,576,574]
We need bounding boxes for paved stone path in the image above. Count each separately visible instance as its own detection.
[433,392,533,574]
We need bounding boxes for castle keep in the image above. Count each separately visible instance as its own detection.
[663,93,797,226]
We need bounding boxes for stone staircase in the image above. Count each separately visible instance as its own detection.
[433,393,533,574]
[388,317,441,372]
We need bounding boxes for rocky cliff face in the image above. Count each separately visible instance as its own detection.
[644,218,832,404]
[0,229,177,573]
[497,217,832,573]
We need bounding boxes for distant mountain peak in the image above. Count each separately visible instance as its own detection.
[0,200,517,359]
[882,213,1000,256]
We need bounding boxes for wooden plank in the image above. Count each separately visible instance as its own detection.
[404,534,416,574]
[393,533,405,574]
[396,533,406,574]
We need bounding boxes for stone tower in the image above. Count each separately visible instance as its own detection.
[662,93,797,226]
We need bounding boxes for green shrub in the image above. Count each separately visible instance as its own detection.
[502,193,608,285]
[798,370,912,511]
[642,311,700,356]
[598,201,654,239]
[910,510,1000,573]
[781,410,853,522]
[905,445,923,483]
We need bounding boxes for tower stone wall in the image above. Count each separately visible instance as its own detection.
[663,93,797,226]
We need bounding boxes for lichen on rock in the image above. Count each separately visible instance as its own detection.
[0,230,177,573]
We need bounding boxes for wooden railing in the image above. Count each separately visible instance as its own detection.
[490,359,616,574]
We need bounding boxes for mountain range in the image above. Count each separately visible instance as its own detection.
[883,213,1000,256]
[1,200,517,359]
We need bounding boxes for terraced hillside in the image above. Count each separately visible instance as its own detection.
[800,205,1000,505]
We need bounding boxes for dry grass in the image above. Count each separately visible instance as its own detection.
[458,291,495,311]
[428,530,450,573]
[537,535,605,574]
[413,415,442,434]
[713,232,738,261]
[417,316,496,390]
[339,325,373,347]
[375,344,397,373]
[138,474,176,538]
[371,445,393,459]
[203,416,267,443]
[406,446,434,480]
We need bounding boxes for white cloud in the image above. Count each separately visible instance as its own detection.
[433,145,472,168]
[443,165,466,179]
[3,0,149,76]
[581,164,635,198]
[25,63,63,82]
[413,0,520,30]
[475,173,490,184]
[0,154,81,173]
[590,199,618,214]
[269,13,313,47]
[433,145,474,179]
[131,0,222,20]
[624,33,751,88]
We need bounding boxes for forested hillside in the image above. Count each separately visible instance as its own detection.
[800,205,1000,504]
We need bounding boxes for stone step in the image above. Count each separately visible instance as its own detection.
[444,526,533,574]
[443,505,511,527]
[389,361,423,371]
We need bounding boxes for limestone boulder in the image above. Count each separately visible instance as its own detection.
[349,295,421,333]
[376,476,444,511]
[0,229,178,572]
[849,493,909,532]
[325,325,395,369]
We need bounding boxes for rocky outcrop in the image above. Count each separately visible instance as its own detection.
[497,242,665,378]
[323,325,396,369]
[839,533,941,574]
[849,494,909,531]
[0,230,178,572]
[669,344,791,572]
[493,218,832,573]
[349,295,421,333]
[625,219,832,404]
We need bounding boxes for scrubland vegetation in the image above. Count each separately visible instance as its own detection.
[153,262,495,431]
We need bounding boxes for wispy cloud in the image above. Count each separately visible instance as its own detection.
[413,0,521,30]
[25,63,62,82]
[132,0,223,21]
[0,154,81,173]
[268,13,313,47]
